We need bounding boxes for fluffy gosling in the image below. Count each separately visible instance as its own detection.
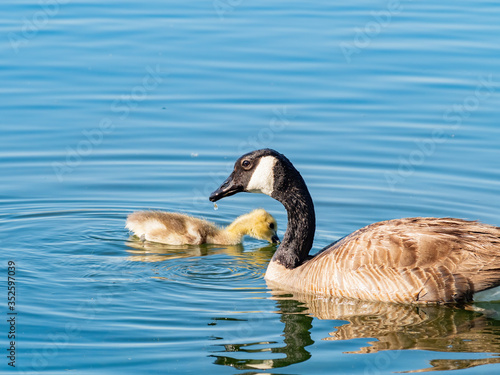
[125,208,279,245]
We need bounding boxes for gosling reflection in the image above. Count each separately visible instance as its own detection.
[125,238,276,266]
[212,286,500,372]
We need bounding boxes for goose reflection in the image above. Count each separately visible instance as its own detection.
[210,256,500,372]
[291,292,500,356]
[210,296,314,370]
[125,240,500,372]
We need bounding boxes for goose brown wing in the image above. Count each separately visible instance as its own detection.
[318,217,500,303]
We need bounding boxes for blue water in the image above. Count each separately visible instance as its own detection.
[2,0,500,373]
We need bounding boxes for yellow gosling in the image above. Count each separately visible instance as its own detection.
[126,208,279,246]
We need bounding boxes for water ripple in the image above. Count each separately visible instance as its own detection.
[153,255,265,289]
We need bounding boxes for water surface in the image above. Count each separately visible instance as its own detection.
[2,0,500,374]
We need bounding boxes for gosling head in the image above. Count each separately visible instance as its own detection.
[209,149,297,202]
[242,208,280,244]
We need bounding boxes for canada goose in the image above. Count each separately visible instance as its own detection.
[209,149,500,304]
[126,208,279,245]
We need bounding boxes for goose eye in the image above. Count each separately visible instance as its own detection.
[269,222,275,230]
[241,159,252,169]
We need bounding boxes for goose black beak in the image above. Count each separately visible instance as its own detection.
[271,234,280,244]
[209,173,244,202]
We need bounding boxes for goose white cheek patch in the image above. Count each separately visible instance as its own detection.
[247,156,276,196]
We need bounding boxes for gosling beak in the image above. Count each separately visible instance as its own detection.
[209,172,244,202]
[271,234,280,244]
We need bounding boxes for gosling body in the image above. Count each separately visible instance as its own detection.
[126,208,279,245]
[209,149,500,304]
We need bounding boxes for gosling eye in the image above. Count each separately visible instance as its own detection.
[269,222,275,230]
[241,159,252,169]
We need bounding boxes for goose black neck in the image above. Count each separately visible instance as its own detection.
[271,158,316,269]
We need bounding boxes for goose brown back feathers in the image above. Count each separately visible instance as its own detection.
[266,217,500,304]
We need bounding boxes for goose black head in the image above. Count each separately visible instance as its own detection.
[209,149,288,202]
[211,149,316,268]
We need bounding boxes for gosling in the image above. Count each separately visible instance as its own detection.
[125,208,280,245]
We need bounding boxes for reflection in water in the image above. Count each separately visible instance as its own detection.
[207,252,499,373]
[126,241,500,372]
[213,291,500,372]
[293,292,500,371]
[126,237,242,261]
[125,237,276,265]
[211,296,314,370]
[124,238,277,287]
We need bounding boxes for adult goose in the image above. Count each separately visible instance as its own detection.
[209,149,500,304]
